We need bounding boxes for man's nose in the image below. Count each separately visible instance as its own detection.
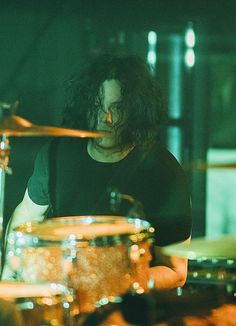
[105,111,113,124]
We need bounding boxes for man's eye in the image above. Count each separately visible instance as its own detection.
[94,96,102,106]
[110,104,119,113]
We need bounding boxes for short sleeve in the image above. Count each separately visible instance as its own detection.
[138,145,192,247]
[27,143,50,205]
[153,169,192,246]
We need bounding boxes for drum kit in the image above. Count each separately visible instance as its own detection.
[1,101,236,325]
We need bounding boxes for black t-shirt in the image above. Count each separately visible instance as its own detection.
[28,138,192,246]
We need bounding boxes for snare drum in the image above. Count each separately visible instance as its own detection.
[8,216,154,313]
[0,282,76,326]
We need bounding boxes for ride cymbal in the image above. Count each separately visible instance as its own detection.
[0,115,108,138]
[162,235,236,259]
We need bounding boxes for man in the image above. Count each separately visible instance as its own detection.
[3,54,191,290]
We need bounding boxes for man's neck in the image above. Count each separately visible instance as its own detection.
[87,140,134,163]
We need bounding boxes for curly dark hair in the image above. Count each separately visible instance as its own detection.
[62,53,166,148]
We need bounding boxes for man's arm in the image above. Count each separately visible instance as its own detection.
[7,188,49,232]
[149,237,191,289]
[1,188,48,280]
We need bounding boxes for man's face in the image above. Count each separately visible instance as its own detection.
[91,79,125,150]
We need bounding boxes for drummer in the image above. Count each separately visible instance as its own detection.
[2,53,192,289]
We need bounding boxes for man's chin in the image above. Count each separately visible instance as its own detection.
[92,138,118,150]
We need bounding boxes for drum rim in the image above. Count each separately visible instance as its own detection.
[12,215,154,245]
[0,281,66,299]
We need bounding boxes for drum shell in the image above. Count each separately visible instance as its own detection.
[66,238,153,312]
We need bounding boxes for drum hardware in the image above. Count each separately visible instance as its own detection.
[108,187,145,219]
[160,237,236,325]
[187,258,236,287]
[0,100,109,273]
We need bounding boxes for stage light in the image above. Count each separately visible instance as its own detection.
[185,48,195,67]
[147,50,156,66]
[184,23,195,68]
[147,31,157,71]
[148,31,157,45]
[185,26,195,48]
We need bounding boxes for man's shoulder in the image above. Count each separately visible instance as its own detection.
[48,137,86,153]
[138,143,183,171]
[36,138,87,164]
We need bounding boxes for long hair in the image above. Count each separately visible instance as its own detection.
[62,53,166,148]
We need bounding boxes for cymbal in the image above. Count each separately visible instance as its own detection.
[193,162,236,169]
[162,235,236,259]
[0,115,108,138]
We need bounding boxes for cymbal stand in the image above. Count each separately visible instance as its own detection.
[0,104,12,270]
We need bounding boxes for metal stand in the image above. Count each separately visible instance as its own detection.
[109,187,145,219]
[0,104,12,271]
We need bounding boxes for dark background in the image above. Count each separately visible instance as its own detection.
[1,0,236,236]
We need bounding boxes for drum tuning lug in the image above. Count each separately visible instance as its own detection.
[129,244,141,262]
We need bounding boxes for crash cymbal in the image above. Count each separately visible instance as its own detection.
[0,115,108,138]
[162,235,236,259]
